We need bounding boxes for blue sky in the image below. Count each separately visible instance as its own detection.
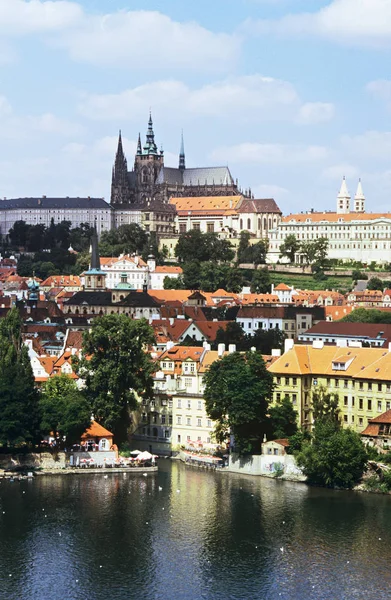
[1,0,391,214]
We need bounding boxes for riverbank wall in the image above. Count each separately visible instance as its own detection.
[0,452,66,471]
[227,453,306,480]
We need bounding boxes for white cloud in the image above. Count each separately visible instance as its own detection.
[78,75,332,124]
[296,102,335,125]
[341,131,391,159]
[55,9,240,71]
[366,80,391,108]
[252,183,289,199]
[0,0,82,35]
[210,142,328,165]
[321,164,359,181]
[244,0,391,47]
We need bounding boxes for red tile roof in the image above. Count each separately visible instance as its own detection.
[81,420,113,439]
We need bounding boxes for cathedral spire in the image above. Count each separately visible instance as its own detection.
[111,129,130,205]
[354,178,365,213]
[90,227,101,271]
[179,130,186,171]
[137,133,142,155]
[144,112,158,154]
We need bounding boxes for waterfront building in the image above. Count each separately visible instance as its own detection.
[268,343,391,433]
[360,409,391,449]
[0,197,112,238]
[132,344,234,454]
[268,178,391,265]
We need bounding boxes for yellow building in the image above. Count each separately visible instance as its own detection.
[268,343,391,433]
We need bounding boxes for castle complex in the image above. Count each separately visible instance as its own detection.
[110,114,247,207]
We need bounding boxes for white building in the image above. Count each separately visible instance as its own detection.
[268,179,391,265]
[0,197,113,237]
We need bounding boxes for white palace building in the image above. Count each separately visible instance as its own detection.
[267,178,391,265]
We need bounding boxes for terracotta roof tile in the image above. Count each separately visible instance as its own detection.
[81,420,113,439]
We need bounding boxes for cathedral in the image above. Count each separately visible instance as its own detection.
[110,114,248,206]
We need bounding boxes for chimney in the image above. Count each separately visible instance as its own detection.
[312,340,324,349]
[284,339,294,353]
[228,344,236,353]
[271,349,281,357]
[218,343,225,357]
[166,341,175,351]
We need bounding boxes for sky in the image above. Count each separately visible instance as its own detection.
[1,0,391,215]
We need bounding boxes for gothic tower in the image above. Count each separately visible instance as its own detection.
[353,179,365,213]
[134,113,164,204]
[179,131,186,172]
[84,228,106,291]
[111,131,130,205]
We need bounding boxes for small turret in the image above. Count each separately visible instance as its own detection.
[354,179,365,213]
[337,176,351,214]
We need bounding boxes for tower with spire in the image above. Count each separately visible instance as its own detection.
[354,179,365,213]
[133,112,164,203]
[84,227,106,291]
[336,176,351,214]
[179,131,185,172]
[111,130,130,205]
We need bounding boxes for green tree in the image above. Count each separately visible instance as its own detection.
[73,315,155,443]
[279,234,301,263]
[175,230,234,264]
[236,231,251,264]
[250,328,285,354]
[17,255,34,277]
[311,385,340,424]
[251,240,269,266]
[296,420,368,488]
[163,275,185,290]
[250,267,271,293]
[268,395,298,439]
[301,237,329,267]
[225,267,244,293]
[214,322,247,351]
[9,220,30,248]
[367,276,384,291]
[39,374,91,447]
[352,269,367,283]
[182,260,202,289]
[0,308,40,446]
[341,308,391,324]
[99,224,148,257]
[203,351,274,454]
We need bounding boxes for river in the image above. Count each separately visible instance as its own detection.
[0,460,390,600]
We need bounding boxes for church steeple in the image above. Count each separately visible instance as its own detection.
[354,179,365,213]
[111,130,130,205]
[179,131,186,171]
[337,176,351,214]
[84,227,106,291]
[144,112,158,155]
[137,133,142,156]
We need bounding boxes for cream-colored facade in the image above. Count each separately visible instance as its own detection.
[269,343,391,433]
[267,179,391,265]
[132,345,232,453]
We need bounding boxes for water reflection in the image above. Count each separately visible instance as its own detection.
[0,463,390,600]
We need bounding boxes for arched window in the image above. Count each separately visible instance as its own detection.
[83,307,87,315]
[263,218,267,231]
[240,218,243,230]
[258,218,261,230]
[142,168,148,184]
[247,218,251,230]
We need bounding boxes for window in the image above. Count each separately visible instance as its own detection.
[177,416,182,425]
[343,380,348,389]
[185,378,192,388]
[368,400,372,411]
[378,383,382,392]
[276,377,281,385]
[344,396,348,406]
[285,377,289,386]
[207,222,214,233]
[177,435,181,443]
[359,382,364,390]
[378,401,382,411]
[276,392,281,401]
[161,414,166,424]
[326,378,331,386]
[368,383,372,391]
[344,415,348,423]
[193,223,200,231]
[197,418,202,427]
[387,402,391,411]
[177,399,182,409]
[292,378,297,386]
[179,224,186,233]
[187,417,191,426]
[359,398,363,410]
[292,394,297,405]
[168,400,173,409]
[359,417,363,426]
[335,379,339,387]
[198,400,202,410]
[207,419,212,428]
[187,400,191,409]
[169,415,173,425]
[352,397,355,407]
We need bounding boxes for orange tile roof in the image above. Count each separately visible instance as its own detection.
[274,283,291,291]
[272,438,290,447]
[239,293,279,305]
[367,409,391,424]
[41,275,81,287]
[269,344,391,381]
[283,212,391,223]
[154,266,183,274]
[170,196,241,214]
[360,424,380,436]
[325,306,353,320]
[81,420,113,439]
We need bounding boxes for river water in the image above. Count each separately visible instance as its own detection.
[0,460,390,600]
